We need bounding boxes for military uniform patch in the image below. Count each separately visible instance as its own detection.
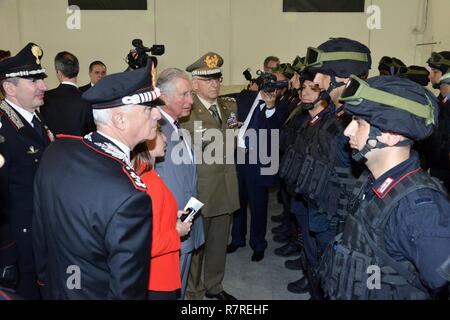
[84,132,146,191]
[0,100,25,130]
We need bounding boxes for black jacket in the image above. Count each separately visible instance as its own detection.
[33,132,152,299]
[41,83,95,136]
[0,100,51,274]
[78,83,92,93]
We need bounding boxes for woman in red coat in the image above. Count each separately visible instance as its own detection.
[132,130,192,300]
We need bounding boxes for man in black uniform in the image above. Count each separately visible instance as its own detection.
[321,75,450,299]
[427,51,450,99]
[0,43,52,299]
[32,61,162,299]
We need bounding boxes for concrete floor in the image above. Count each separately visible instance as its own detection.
[221,189,310,300]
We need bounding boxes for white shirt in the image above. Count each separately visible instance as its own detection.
[6,98,36,127]
[237,92,276,148]
[197,95,222,120]
[97,130,131,162]
[61,81,78,88]
[158,107,194,162]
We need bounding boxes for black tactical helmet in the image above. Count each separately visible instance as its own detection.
[292,56,306,73]
[272,63,295,79]
[342,75,438,141]
[427,51,450,74]
[306,37,372,78]
[378,56,406,75]
[299,68,317,85]
[397,65,430,86]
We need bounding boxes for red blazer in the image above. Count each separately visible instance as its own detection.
[141,170,181,292]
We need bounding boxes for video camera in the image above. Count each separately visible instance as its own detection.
[126,39,165,70]
[242,68,289,92]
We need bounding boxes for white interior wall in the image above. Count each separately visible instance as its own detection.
[0,0,449,90]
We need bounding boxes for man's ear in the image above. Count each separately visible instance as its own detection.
[382,132,403,147]
[2,81,16,97]
[111,110,127,131]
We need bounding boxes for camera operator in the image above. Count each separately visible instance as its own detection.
[227,71,289,262]
[126,39,164,71]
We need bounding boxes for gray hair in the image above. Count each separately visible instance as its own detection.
[1,77,21,96]
[54,51,79,78]
[92,105,134,126]
[156,68,190,94]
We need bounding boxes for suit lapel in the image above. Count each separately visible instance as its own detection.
[161,113,193,164]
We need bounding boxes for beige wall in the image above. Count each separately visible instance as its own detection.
[1,0,449,90]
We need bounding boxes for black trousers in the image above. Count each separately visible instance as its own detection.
[231,163,269,253]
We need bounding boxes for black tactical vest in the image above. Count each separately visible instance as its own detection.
[279,106,304,153]
[279,111,323,193]
[280,110,358,218]
[320,170,447,300]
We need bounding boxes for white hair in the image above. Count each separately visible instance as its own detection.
[156,68,190,94]
[92,105,135,126]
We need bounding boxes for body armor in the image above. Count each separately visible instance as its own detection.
[280,110,357,218]
[320,170,447,300]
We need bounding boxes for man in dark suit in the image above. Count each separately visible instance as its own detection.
[32,61,162,299]
[155,68,205,299]
[0,43,53,299]
[227,72,288,262]
[40,51,95,136]
[79,60,107,93]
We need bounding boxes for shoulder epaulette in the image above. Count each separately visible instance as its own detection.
[0,100,24,130]
[220,96,236,103]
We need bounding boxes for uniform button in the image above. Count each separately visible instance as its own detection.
[23,228,27,233]
[34,159,39,163]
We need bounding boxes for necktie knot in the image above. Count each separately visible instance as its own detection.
[173,120,180,129]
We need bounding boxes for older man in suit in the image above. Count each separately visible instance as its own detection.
[182,52,240,300]
[0,43,53,299]
[155,68,205,300]
[40,51,95,136]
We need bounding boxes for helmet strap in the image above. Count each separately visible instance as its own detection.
[352,126,413,161]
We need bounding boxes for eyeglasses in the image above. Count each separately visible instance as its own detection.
[195,77,223,84]
[340,75,435,125]
[427,52,450,66]
[305,47,369,68]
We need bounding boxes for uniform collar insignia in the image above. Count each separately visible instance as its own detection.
[0,100,25,130]
[83,133,147,190]
[374,177,394,197]
[85,133,131,166]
